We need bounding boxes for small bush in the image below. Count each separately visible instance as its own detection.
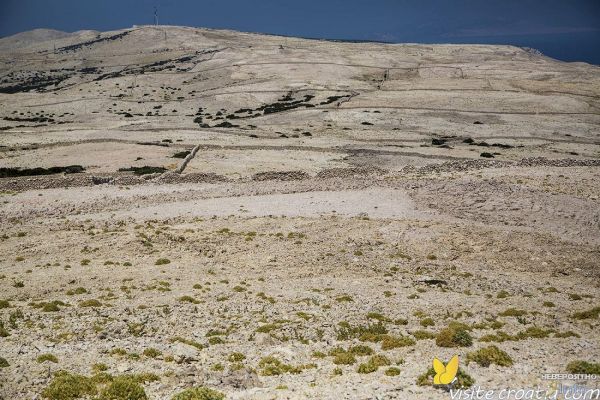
[208,337,224,345]
[436,323,473,347]
[572,306,600,320]
[357,354,390,374]
[228,352,246,362]
[179,296,200,304]
[37,354,59,363]
[171,386,225,400]
[554,331,580,338]
[98,375,147,400]
[0,357,9,368]
[256,323,279,333]
[143,348,162,358]
[348,345,373,356]
[155,258,171,265]
[466,346,513,367]
[79,299,102,308]
[42,372,97,400]
[499,308,527,317]
[66,287,87,296]
[366,312,391,322]
[412,330,436,340]
[258,356,302,376]
[0,321,9,337]
[380,334,415,350]
[335,321,387,341]
[385,367,401,376]
[0,300,9,309]
[333,352,356,365]
[417,366,474,389]
[170,337,204,350]
[43,303,61,312]
[566,360,600,375]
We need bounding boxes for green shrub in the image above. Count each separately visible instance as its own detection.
[43,303,61,312]
[143,348,162,358]
[211,363,224,371]
[66,287,87,296]
[0,357,9,368]
[420,318,435,327]
[417,366,474,389]
[37,354,59,363]
[572,306,600,320]
[0,300,9,309]
[366,312,391,322]
[98,375,147,400]
[566,360,600,375]
[178,296,200,304]
[335,321,387,341]
[357,354,390,374]
[42,372,97,400]
[466,346,513,367]
[333,352,356,365]
[256,323,279,333]
[228,352,246,362]
[385,367,401,376]
[0,321,9,337]
[554,331,580,338]
[258,356,302,376]
[380,334,415,350]
[171,387,225,400]
[479,326,554,343]
[348,345,373,356]
[79,299,102,308]
[92,363,108,373]
[436,323,473,347]
[208,337,224,345]
[170,337,204,350]
[411,330,436,340]
[499,308,527,317]
[155,258,171,265]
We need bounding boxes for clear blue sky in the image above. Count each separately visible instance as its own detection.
[1,0,599,64]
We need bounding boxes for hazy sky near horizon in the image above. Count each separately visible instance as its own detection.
[1,0,599,64]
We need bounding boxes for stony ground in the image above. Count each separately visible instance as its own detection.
[0,26,599,400]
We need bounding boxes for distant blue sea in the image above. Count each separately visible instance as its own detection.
[441,31,600,65]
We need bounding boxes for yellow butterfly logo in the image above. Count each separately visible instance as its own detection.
[433,355,459,385]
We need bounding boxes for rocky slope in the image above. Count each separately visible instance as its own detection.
[0,26,599,400]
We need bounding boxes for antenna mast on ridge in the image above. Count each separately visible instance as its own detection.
[154,6,158,26]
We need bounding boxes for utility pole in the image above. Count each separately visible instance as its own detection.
[154,6,158,26]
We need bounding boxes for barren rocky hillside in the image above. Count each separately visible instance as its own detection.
[0,26,599,400]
